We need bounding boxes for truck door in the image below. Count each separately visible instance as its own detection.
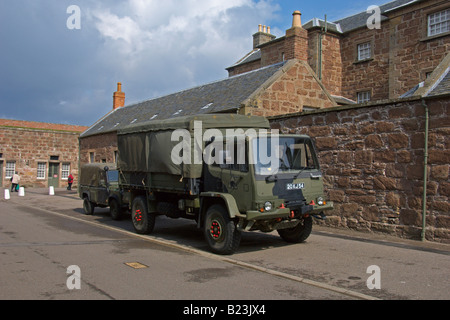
[203,138,252,212]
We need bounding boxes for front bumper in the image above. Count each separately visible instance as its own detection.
[310,201,334,213]
[245,201,333,221]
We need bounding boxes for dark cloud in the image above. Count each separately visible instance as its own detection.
[0,0,282,126]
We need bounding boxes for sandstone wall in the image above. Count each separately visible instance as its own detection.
[270,95,449,242]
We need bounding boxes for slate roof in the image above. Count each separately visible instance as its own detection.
[428,70,450,97]
[400,69,450,98]
[400,52,450,98]
[81,62,286,138]
[227,49,261,70]
[334,0,421,33]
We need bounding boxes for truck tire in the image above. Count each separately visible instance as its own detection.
[83,197,95,215]
[109,199,123,221]
[204,204,241,255]
[131,196,155,234]
[277,216,313,243]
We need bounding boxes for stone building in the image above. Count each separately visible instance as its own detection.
[228,0,449,103]
[0,119,88,188]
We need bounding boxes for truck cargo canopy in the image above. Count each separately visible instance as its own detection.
[117,114,270,178]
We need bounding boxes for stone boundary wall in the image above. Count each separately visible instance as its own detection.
[269,95,449,243]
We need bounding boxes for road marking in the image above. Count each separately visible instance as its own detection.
[13,201,380,300]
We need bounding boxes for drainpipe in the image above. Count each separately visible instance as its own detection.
[318,15,327,81]
[421,99,429,242]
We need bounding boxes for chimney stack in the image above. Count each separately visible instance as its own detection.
[253,24,276,49]
[113,82,125,110]
[284,10,308,61]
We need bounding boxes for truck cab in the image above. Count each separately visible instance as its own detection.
[202,133,333,252]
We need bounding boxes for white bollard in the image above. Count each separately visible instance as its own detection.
[49,186,55,196]
[4,189,10,200]
[18,187,25,197]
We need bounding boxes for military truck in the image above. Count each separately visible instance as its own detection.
[117,114,333,254]
[78,163,126,220]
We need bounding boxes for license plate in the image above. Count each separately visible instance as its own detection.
[286,183,304,190]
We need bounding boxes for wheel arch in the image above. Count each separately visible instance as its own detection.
[199,192,241,227]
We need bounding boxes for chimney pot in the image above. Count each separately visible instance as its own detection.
[258,24,262,32]
[267,26,271,34]
[292,10,302,28]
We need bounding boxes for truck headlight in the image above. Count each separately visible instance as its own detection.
[264,201,272,211]
[317,197,324,206]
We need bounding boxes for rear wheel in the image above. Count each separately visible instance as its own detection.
[131,196,155,234]
[204,204,241,255]
[277,216,313,243]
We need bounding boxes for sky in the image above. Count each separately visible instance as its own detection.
[0,0,391,127]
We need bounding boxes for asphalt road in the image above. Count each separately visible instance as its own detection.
[0,188,449,302]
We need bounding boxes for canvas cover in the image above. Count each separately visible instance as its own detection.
[79,163,116,186]
[117,114,270,178]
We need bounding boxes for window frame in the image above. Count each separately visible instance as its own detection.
[37,162,47,180]
[428,8,450,37]
[357,91,371,103]
[5,161,15,179]
[357,42,372,61]
[61,163,70,180]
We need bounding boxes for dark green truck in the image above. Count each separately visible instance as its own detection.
[115,114,332,254]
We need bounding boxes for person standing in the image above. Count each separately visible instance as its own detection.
[67,173,74,190]
[11,172,20,192]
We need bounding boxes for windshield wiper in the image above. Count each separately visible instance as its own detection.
[265,174,278,182]
[293,167,307,179]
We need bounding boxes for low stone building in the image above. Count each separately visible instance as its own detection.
[80,60,336,164]
[0,119,88,189]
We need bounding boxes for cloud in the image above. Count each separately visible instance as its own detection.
[89,0,281,83]
[0,0,280,126]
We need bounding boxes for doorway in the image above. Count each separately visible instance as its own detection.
[48,163,60,188]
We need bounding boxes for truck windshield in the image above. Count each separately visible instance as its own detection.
[252,137,319,176]
[107,170,119,182]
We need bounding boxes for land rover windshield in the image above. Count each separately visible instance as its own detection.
[251,136,319,176]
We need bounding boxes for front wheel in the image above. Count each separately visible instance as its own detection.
[131,196,155,234]
[277,216,313,243]
[109,199,123,221]
[83,197,95,215]
[204,205,241,255]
